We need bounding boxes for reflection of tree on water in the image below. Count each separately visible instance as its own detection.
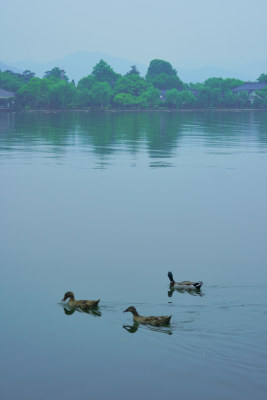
[168,288,204,297]
[0,111,184,163]
[61,304,101,317]
[123,323,172,335]
[2,111,266,166]
[145,112,183,160]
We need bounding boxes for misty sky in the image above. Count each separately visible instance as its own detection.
[1,0,267,76]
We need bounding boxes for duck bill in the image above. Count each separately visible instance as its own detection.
[123,309,129,313]
[62,297,66,302]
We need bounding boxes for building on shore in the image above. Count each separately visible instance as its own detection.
[0,87,15,108]
[232,82,267,104]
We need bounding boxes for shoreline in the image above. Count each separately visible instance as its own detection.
[1,108,267,113]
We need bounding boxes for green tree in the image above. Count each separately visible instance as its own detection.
[150,73,183,90]
[138,87,160,108]
[114,74,149,96]
[77,75,96,90]
[253,86,267,108]
[221,91,240,107]
[113,93,137,108]
[238,91,250,107]
[165,88,179,108]
[92,60,119,87]
[204,77,243,95]
[257,73,267,83]
[126,65,140,75]
[196,87,222,107]
[0,70,25,91]
[23,70,35,82]
[204,77,224,89]
[17,77,52,108]
[146,59,177,79]
[176,91,196,108]
[44,67,68,81]
[222,78,244,92]
[76,88,91,108]
[146,59,183,90]
[47,80,76,108]
[165,88,196,108]
[89,81,112,108]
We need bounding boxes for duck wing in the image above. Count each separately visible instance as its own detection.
[141,315,172,326]
[175,281,203,289]
[77,299,100,308]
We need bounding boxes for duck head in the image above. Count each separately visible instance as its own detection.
[62,291,75,301]
[168,271,174,282]
[123,306,139,316]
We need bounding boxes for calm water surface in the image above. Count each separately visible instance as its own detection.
[1,111,267,400]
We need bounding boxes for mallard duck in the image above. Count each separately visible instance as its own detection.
[123,306,171,326]
[168,271,203,290]
[61,291,100,310]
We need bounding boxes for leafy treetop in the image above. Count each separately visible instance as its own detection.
[44,67,68,81]
[146,59,177,80]
[257,73,267,83]
[0,69,35,91]
[126,65,140,75]
[92,59,119,87]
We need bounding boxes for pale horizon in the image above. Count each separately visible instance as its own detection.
[1,0,267,79]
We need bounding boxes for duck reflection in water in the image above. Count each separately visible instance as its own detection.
[123,323,172,335]
[168,288,204,297]
[61,303,102,317]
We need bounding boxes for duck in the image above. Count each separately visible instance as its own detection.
[168,271,203,290]
[61,291,100,310]
[123,306,171,326]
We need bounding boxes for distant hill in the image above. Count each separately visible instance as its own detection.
[2,52,253,83]
[177,66,251,83]
[0,61,21,73]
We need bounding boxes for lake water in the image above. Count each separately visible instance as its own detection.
[1,110,267,400]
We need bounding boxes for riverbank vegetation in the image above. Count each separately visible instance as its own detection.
[0,60,267,110]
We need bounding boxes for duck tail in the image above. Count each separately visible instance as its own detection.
[168,271,174,282]
[193,281,203,289]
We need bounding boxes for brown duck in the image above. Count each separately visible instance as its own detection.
[124,306,171,326]
[62,291,100,310]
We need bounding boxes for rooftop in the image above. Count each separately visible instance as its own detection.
[0,87,15,98]
[232,82,267,92]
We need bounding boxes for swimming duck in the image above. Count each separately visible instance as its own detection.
[61,291,100,310]
[124,306,171,326]
[168,271,203,290]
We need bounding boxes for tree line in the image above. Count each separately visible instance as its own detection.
[0,59,267,109]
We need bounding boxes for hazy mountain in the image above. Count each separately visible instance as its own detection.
[177,66,252,83]
[2,52,253,83]
[0,62,21,73]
